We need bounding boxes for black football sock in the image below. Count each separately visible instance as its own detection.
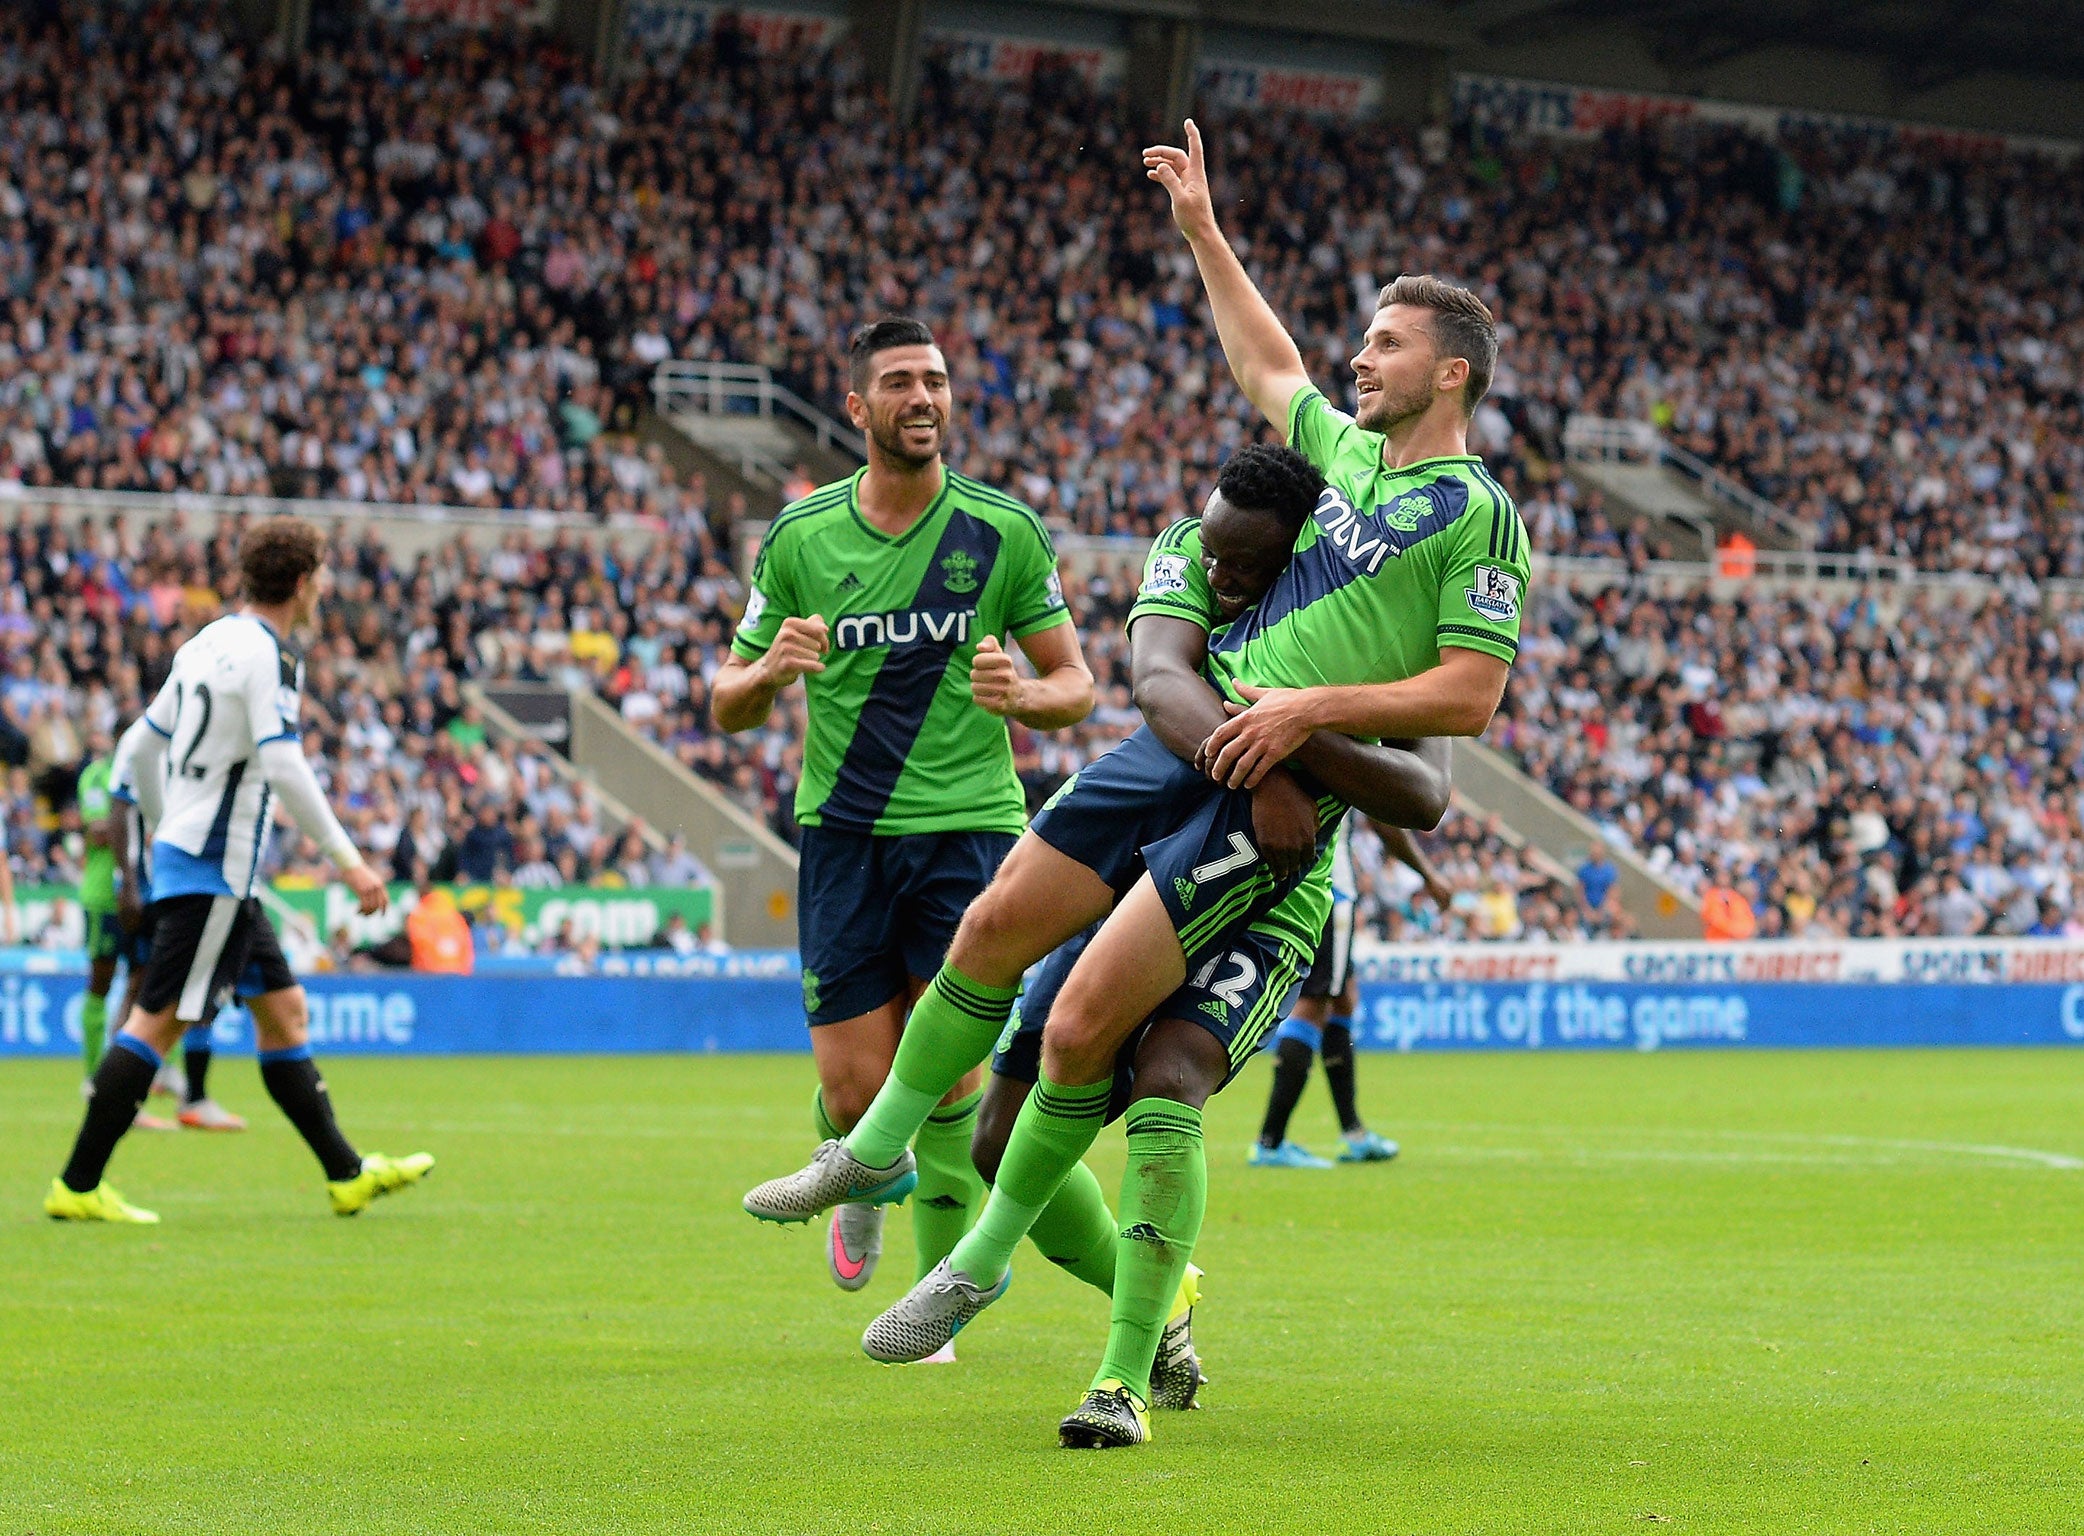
[1258,1036,1315,1148]
[183,1029,212,1105]
[61,1035,160,1193]
[1322,1019,1364,1134]
[259,1048,363,1181]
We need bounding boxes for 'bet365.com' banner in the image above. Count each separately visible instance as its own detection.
[269,882,716,951]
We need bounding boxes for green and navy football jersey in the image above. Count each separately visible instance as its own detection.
[1126,383,1531,952]
[733,467,1071,837]
[76,757,116,911]
[1131,385,1529,687]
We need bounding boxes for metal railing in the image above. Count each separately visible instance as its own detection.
[650,359,862,488]
[1563,413,1814,549]
[0,482,645,542]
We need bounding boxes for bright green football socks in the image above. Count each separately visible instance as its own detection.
[950,1073,1109,1284]
[1026,1159,1118,1295]
[910,1086,985,1281]
[812,1085,844,1143]
[80,992,107,1076]
[1094,1099,1206,1395]
[846,966,1019,1168]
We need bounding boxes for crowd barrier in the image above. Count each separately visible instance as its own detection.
[1,942,2080,1057]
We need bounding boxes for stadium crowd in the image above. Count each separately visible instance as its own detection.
[4,5,2076,572]
[1496,577,2084,938]
[2,4,2080,944]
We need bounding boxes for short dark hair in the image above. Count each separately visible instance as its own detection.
[848,317,938,391]
[1214,444,1325,533]
[1376,274,1497,412]
[239,516,325,605]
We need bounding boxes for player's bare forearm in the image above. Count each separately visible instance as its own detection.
[1300,660,1509,742]
[1292,735,1450,831]
[1130,615,1228,765]
[1004,623,1095,730]
[710,656,783,734]
[84,821,112,849]
[1376,821,1444,889]
[1008,663,1095,730]
[1145,121,1310,428]
[1183,226,1312,430]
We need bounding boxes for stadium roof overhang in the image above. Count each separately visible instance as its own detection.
[1045,0,2084,84]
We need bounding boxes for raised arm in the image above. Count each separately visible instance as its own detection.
[1144,120,1312,433]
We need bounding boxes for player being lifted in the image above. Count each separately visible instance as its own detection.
[717,319,1093,1329]
[45,517,433,1224]
[744,119,1530,1447]
[969,444,1455,1409]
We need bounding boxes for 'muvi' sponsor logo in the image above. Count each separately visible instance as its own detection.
[833,609,977,650]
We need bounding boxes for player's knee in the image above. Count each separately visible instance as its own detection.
[970,1122,1007,1185]
[950,891,1024,975]
[249,989,310,1052]
[820,1074,877,1130]
[1038,997,1112,1079]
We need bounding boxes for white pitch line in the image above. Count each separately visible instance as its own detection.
[1393,1121,2084,1171]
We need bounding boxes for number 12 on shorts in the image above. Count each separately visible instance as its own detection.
[1190,949,1259,1007]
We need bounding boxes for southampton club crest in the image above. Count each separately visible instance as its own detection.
[940,550,979,594]
[1465,564,1522,624]
[1385,492,1432,533]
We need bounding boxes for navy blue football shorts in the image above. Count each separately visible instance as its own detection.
[990,917,1311,1122]
[796,824,1017,1026]
[1027,725,1337,980]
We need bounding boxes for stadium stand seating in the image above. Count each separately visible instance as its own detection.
[1,8,2078,942]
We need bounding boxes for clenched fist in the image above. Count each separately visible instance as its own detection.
[968,634,1025,718]
[760,615,830,689]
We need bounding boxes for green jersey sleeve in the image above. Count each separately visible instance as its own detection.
[1431,480,1531,663]
[77,760,111,824]
[1128,518,1219,632]
[1002,515,1072,639]
[1286,385,1383,490]
[731,520,800,661]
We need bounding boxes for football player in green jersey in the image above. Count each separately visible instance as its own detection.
[718,318,1096,1329]
[745,126,1529,1445]
[76,732,123,1081]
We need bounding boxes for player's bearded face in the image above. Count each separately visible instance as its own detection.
[867,390,947,467]
[1352,307,1440,434]
[852,345,952,469]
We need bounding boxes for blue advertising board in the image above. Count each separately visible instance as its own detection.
[0,967,2081,1057]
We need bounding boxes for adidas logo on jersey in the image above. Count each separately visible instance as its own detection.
[837,572,863,592]
[833,608,976,651]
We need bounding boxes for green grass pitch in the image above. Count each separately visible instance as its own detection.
[3,1048,2081,1534]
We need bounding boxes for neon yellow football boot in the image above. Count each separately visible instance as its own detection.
[328,1152,435,1216]
[45,1177,159,1224]
[1059,1379,1151,1449]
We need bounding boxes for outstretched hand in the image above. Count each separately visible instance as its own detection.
[1198,683,1320,789]
[1143,119,1217,242]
